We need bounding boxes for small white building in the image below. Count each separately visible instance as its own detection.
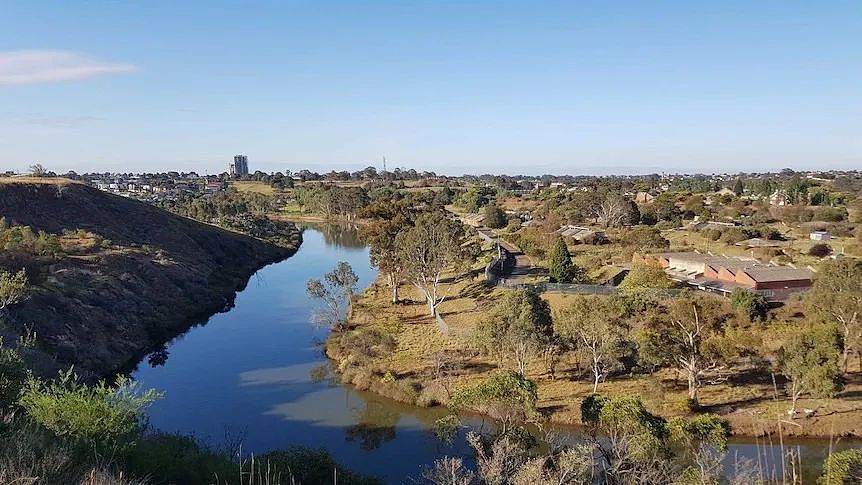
[810,231,831,241]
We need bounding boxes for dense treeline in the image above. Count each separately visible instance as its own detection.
[291,183,457,220]
[158,190,300,248]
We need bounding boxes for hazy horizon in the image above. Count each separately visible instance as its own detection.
[2,2,860,175]
[16,159,862,178]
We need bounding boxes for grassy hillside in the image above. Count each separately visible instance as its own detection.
[0,178,300,379]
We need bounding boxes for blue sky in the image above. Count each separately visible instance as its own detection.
[1,1,860,175]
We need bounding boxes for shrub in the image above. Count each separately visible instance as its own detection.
[719,228,747,244]
[654,220,679,231]
[752,247,783,261]
[818,449,862,485]
[507,228,549,258]
[548,237,578,283]
[123,433,235,483]
[580,394,668,461]
[826,224,853,238]
[506,218,522,233]
[730,288,768,322]
[345,367,375,391]
[450,371,538,431]
[808,243,832,258]
[0,344,28,409]
[19,370,162,447]
[639,210,658,226]
[123,432,382,485]
[416,382,448,407]
[775,254,795,264]
[484,204,507,229]
[759,227,785,240]
[812,207,846,222]
[259,447,382,485]
[0,417,80,484]
[617,226,669,250]
[451,371,537,412]
[370,378,420,404]
[580,232,608,245]
[338,328,397,367]
[0,269,29,311]
[620,263,674,290]
[702,228,722,241]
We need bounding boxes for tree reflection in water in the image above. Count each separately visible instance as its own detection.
[308,363,341,387]
[146,345,170,367]
[298,222,365,249]
[345,401,399,450]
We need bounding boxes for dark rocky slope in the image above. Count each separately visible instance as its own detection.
[0,180,300,379]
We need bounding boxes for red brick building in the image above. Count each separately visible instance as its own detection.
[633,252,812,301]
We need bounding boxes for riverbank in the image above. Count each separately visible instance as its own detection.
[0,179,302,381]
[329,274,862,439]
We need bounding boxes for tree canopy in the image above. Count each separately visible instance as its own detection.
[483,204,507,229]
[395,211,467,319]
[554,295,630,392]
[547,237,577,283]
[620,262,674,290]
[306,261,359,332]
[778,324,842,413]
[476,289,552,374]
[637,293,733,408]
[804,259,862,373]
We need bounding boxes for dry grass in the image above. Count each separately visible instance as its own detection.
[498,197,540,211]
[0,176,81,185]
[230,181,277,195]
[661,227,849,269]
[58,229,105,253]
[348,273,862,438]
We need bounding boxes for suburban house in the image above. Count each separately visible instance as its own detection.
[809,230,831,241]
[459,213,485,228]
[735,238,787,249]
[685,220,737,231]
[634,191,657,203]
[768,190,790,206]
[204,181,223,195]
[556,225,604,243]
[633,252,813,301]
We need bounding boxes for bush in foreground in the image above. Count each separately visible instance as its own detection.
[19,369,162,448]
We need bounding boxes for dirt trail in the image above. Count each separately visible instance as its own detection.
[477,227,541,283]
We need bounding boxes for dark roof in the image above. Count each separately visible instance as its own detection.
[741,267,812,283]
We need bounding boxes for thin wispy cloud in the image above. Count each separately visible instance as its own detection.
[0,50,136,86]
[1,112,106,128]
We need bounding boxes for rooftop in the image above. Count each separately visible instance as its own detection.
[741,266,813,283]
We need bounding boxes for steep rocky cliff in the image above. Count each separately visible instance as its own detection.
[0,179,300,379]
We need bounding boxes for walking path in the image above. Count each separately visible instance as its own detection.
[476,227,541,283]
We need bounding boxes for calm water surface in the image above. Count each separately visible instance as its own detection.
[132,225,474,482]
[132,225,856,483]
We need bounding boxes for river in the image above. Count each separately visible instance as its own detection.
[131,224,856,484]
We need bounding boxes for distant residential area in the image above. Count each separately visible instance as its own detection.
[14,162,861,303]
